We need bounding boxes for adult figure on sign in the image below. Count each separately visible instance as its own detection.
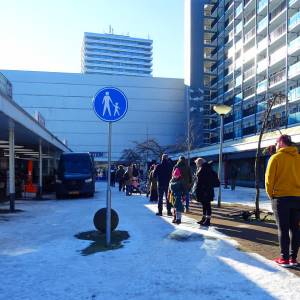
[102,91,114,116]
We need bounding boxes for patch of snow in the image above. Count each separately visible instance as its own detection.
[0,182,298,300]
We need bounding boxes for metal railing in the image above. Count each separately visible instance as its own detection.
[242,125,256,136]
[244,0,252,8]
[242,106,256,117]
[269,69,286,86]
[270,1,286,22]
[244,67,256,80]
[244,27,256,43]
[269,23,286,43]
[258,0,268,12]
[244,9,255,24]
[243,86,256,98]
[224,114,234,124]
[224,132,234,140]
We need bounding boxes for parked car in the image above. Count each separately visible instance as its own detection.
[55,153,95,199]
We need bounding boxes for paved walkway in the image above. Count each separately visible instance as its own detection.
[0,183,299,300]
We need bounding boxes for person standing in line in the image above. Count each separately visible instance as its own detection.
[132,164,139,177]
[265,134,300,267]
[153,154,173,216]
[115,165,125,192]
[124,165,133,196]
[169,168,184,224]
[194,157,218,227]
[148,164,158,202]
[173,156,192,212]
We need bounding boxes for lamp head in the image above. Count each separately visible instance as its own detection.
[213,104,232,116]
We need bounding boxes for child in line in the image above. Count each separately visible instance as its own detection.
[169,168,184,225]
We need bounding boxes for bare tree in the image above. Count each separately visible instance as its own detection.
[133,138,171,162]
[119,149,142,165]
[254,93,285,219]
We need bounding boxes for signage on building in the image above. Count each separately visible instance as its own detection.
[90,152,106,158]
[93,87,128,122]
[34,111,46,127]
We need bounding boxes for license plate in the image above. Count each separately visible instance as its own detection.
[69,191,80,195]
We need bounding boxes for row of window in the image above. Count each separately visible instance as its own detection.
[85,35,152,47]
[85,42,152,52]
[85,65,151,74]
[85,59,151,69]
[84,53,151,63]
[84,47,151,58]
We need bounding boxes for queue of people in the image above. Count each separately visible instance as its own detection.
[115,163,142,196]
[145,153,219,226]
[110,134,300,268]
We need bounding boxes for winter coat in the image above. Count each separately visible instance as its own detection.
[115,168,125,182]
[195,163,215,203]
[124,166,133,186]
[174,160,192,193]
[153,159,173,187]
[149,170,158,201]
[132,166,139,177]
[169,178,184,212]
[265,146,300,198]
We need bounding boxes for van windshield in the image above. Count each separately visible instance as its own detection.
[61,156,91,175]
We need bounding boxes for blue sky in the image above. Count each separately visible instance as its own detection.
[0,0,184,78]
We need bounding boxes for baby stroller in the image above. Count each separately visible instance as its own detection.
[131,177,141,194]
[139,179,148,195]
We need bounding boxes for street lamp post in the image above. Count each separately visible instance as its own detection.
[213,104,232,208]
[186,87,192,166]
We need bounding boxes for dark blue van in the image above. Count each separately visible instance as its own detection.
[55,153,95,199]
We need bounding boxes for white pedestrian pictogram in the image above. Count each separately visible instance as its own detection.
[114,102,120,116]
[102,92,114,116]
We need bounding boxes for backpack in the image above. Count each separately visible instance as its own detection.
[211,170,220,188]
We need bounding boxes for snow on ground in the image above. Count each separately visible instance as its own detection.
[0,182,298,300]
[217,186,271,211]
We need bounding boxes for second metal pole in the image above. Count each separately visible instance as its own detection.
[106,122,112,246]
[217,115,224,208]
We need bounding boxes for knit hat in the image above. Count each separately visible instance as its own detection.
[173,167,181,179]
[277,134,293,146]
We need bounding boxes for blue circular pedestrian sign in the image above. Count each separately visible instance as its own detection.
[93,87,128,122]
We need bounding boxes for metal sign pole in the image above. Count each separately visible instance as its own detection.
[93,87,128,243]
[106,122,112,246]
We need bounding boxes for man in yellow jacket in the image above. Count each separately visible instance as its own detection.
[265,134,300,267]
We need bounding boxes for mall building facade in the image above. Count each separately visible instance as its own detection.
[2,70,185,162]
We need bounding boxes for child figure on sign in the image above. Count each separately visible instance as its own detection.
[114,102,120,116]
[169,168,184,225]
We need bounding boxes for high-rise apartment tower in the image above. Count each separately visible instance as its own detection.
[81,32,153,77]
[186,0,300,147]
